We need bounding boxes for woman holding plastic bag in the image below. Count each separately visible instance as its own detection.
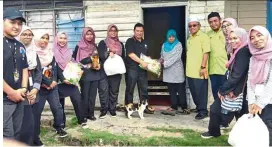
[53,32,87,129]
[98,24,125,118]
[247,26,272,145]
[201,28,251,138]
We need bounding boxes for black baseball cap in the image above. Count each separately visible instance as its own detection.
[3,7,26,23]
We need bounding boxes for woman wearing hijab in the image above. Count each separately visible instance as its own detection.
[201,27,251,139]
[53,32,87,129]
[160,29,189,116]
[34,31,67,145]
[73,27,101,121]
[97,24,125,118]
[247,26,272,145]
[222,18,238,57]
[16,25,42,145]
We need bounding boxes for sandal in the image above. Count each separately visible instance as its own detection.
[161,107,176,116]
[176,109,191,115]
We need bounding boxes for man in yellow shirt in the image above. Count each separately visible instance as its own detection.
[186,17,210,120]
[207,12,228,101]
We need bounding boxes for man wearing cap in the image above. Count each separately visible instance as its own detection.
[186,17,210,120]
[3,7,29,140]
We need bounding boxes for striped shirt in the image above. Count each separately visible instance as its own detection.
[161,42,185,83]
[247,58,272,109]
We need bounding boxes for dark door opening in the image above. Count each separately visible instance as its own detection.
[143,6,186,106]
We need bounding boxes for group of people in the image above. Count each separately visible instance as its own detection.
[159,11,272,144]
[2,6,272,146]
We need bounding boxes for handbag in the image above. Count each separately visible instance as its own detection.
[221,62,247,114]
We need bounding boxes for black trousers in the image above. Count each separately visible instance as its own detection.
[125,68,148,105]
[58,83,84,126]
[98,77,109,113]
[167,82,187,110]
[187,77,208,114]
[80,80,98,118]
[260,104,272,146]
[107,74,122,113]
[208,97,248,136]
[33,88,64,143]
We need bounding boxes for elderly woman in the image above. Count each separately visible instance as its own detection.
[16,26,42,145]
[160,29,189,116]
[201,27,251,139]
[247,26,272,145]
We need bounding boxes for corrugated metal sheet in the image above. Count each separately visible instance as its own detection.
[56,10,84,50]
[4,0,83,10]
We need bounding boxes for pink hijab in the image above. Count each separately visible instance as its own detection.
[226,27,248,68]
[222,18,239,55]
[76,27,97,62]
[104,24,122,56]
[53,32,72,70]
[34,30,53,68]
[248,26,272,88]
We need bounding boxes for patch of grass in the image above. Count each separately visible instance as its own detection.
[41,118,230,146]
[66,116,78,128]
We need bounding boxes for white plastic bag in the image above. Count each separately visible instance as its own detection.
[228,114,269,147]
[104,54,126,76]
[63,61,83,85]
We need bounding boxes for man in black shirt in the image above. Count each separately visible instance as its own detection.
[125,23,154,114]
[3,8,29,140]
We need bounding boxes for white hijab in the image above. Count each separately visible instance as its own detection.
[16,25,37,70]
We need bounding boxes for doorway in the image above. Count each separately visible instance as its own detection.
[143,6,187,106]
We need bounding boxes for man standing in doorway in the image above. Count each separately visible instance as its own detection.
[125,23,154,114]
[3,8,29,140]
[186,17,210,120]
[207,12,228,101]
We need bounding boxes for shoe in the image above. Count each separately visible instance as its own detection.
[99,112,107,119]
[220,124,229,130]
[80,122,88,129]
[87,116,96,121]
[201,132,219,139]
[195,113,208,120]
[33,139,44,146]
[56,128,68,138]
[110,112,117,117]
[144,105,155,114]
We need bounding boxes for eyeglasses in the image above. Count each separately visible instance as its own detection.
[109,29,117,32]
[188,24,198,28]
[21,33,33,37]
[222,23,232,29]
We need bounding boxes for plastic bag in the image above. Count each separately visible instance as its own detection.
[228,114,269,147]
[139,53,161,77]
[104,54,126,76]
[63,61,83,85]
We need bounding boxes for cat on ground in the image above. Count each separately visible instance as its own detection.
[126,100,148,119]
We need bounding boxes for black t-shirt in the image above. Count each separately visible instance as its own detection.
[3,37,28,104]
[125,37,149,69]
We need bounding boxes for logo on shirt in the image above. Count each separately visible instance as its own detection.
[20,47,26,60]
[144,44,148,49]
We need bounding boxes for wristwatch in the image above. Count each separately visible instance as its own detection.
[201,66,206,69]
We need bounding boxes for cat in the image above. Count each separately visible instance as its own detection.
[126,100,148,119]
[91,50,100,69]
